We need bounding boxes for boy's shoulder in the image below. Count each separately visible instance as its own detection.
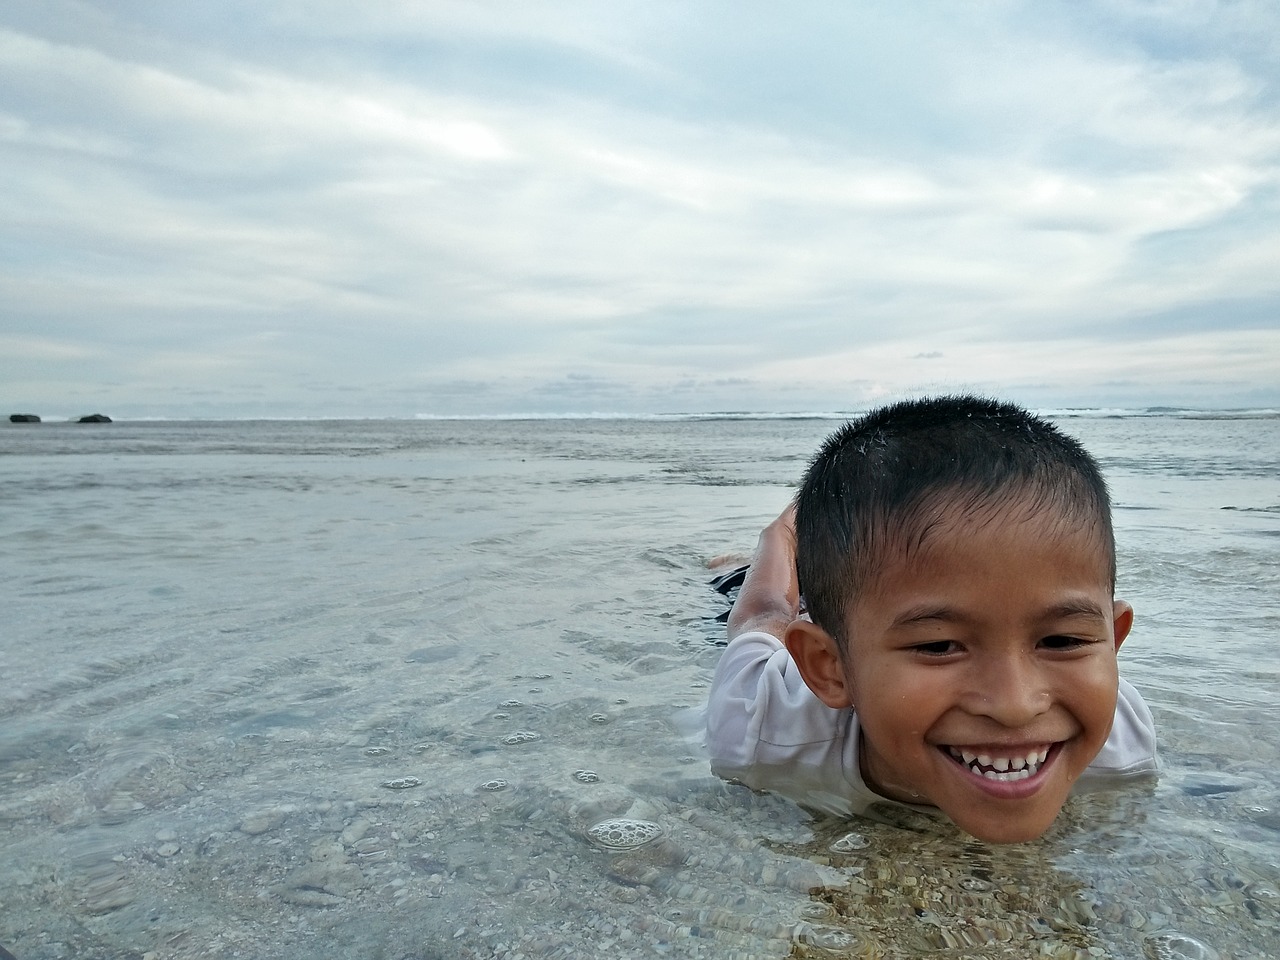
[706,631,878,815]
[1086,677,1158,779]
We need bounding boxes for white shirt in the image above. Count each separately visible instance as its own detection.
[706,630,1158,818]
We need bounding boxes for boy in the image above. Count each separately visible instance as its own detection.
[706,396,1156,843]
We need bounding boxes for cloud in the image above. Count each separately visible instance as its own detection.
[1,2,1277,416]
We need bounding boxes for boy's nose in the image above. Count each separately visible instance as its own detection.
[965,656,1051,726]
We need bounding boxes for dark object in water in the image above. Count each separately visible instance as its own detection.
[710,564,749,595]
[1181,780,1246,797]
[8,413,40,423]
[0,942,18,960]
[709,563,750,623]
[77,413,112,423]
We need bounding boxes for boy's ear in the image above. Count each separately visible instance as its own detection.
[1112,600,1134,652]
[784,620,853,709]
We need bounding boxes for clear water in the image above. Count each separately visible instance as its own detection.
[1,413,1276,959]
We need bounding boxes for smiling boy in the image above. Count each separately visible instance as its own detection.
[706,396,1157,843]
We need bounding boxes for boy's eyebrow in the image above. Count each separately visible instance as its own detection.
[1040,598,1112,622]
[890,597,1111,628]
[889,605,971,628]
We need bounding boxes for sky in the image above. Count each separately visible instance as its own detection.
[2,1,1278,419]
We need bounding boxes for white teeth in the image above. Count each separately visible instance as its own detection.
[947,745,1052,780]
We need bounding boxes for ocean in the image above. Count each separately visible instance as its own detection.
[1,411,1277,959]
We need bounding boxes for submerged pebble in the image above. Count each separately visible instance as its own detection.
[586,817,665,851]
[238,808,287,836]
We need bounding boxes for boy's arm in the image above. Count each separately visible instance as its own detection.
[727,504,801,641]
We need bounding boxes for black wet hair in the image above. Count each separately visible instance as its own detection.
[794,395,1115,653]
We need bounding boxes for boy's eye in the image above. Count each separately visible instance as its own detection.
[1040,634,1092,651]
[912,640,958,656]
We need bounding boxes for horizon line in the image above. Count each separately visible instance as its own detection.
[8,405,1280,424]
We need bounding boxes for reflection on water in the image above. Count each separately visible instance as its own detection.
[1,415,1277,958]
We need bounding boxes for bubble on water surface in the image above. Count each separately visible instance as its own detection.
[499,699,522,708]
[500,730,541,746]
[586,817,665,851]
[829,832,868,853]
[1144,932,1220,960]
[799,925,865,951]
[588,713,609,724]
[380,776,422,790]
[479,779,509,792]
[572,770,599,783]
[797,901,836,922]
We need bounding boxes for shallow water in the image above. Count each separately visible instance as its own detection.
[1,413,1277,959]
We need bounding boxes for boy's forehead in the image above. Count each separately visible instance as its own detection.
[859,491,1113,589]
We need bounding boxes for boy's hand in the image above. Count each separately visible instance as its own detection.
[727,504,801,642]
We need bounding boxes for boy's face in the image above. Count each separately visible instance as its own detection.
[834,499,1130,843]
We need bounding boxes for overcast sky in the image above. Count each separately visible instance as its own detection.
[2,1,1278,418]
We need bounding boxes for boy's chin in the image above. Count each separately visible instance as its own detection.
[944,804,1060,844]
[958,818,1052,845]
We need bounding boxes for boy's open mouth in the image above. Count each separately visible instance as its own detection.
[943,745,1052,782]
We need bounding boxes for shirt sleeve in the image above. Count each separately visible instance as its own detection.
[705,631,872,815]
[1083,676,1159,778]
